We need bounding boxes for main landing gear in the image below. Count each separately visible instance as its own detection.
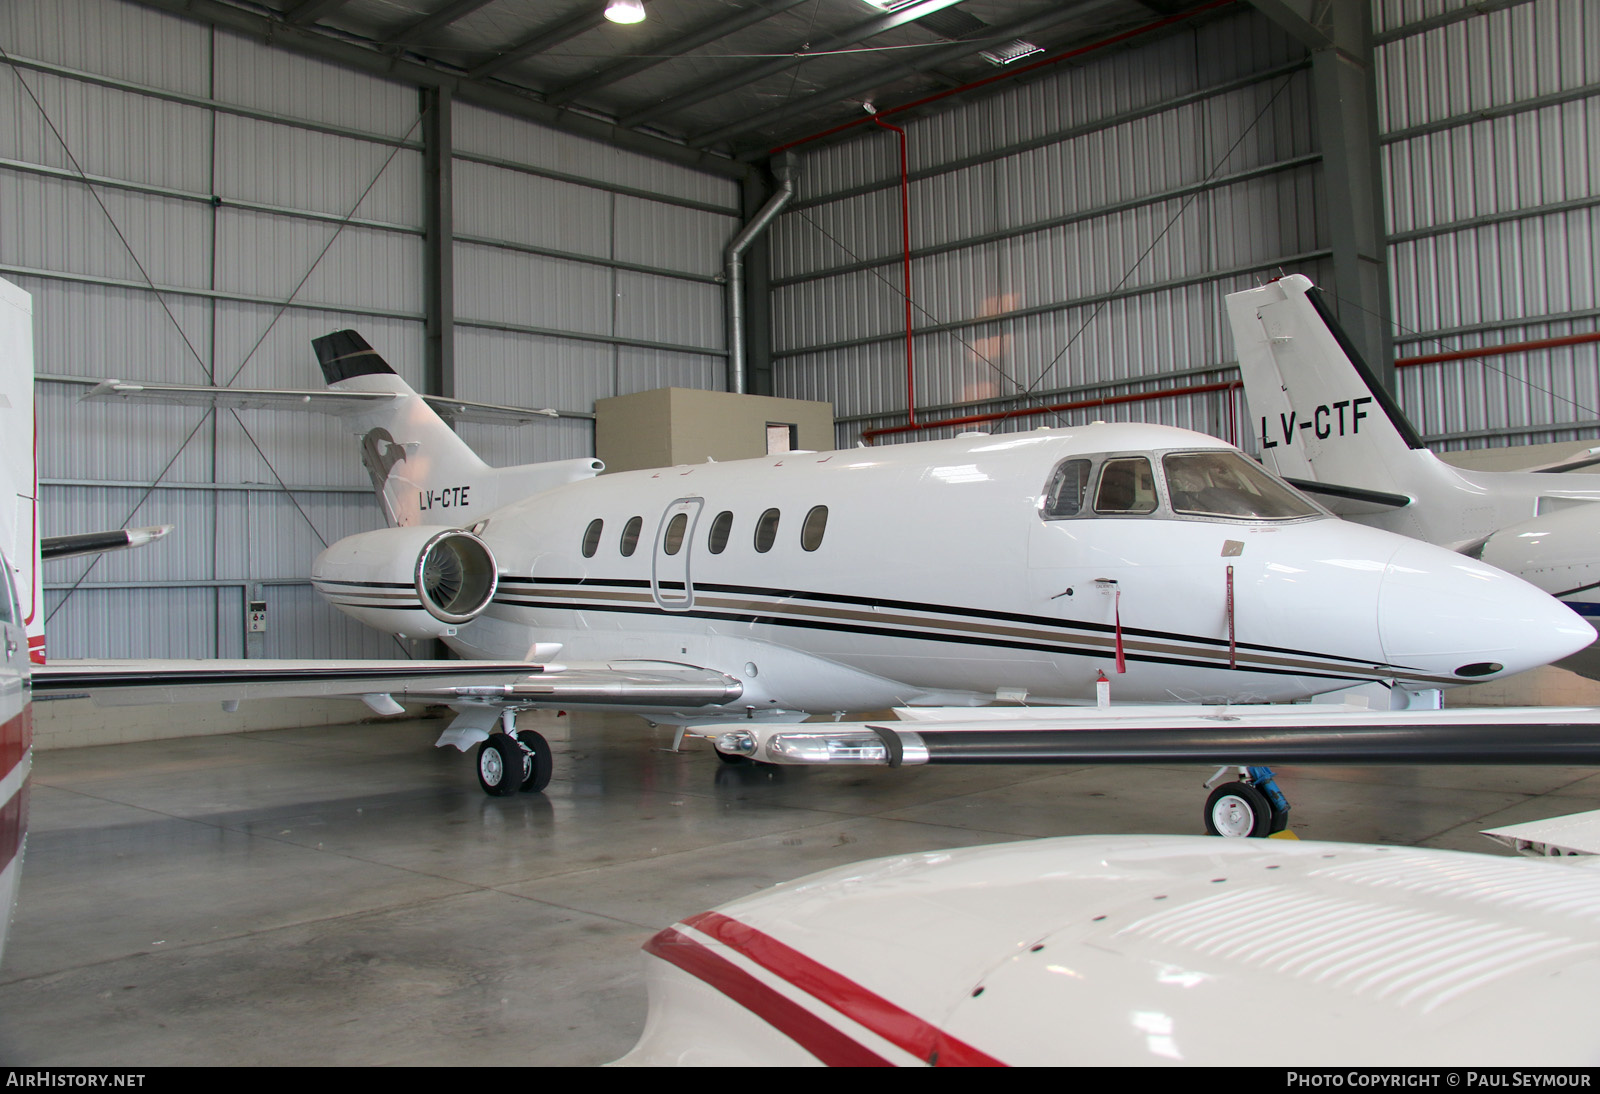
[1203,765,1289,838]
[474,710,553,797]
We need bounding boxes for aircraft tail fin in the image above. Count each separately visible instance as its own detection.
[313,330,492,528]
[1227,275,1424,496]
[314,331,600,527]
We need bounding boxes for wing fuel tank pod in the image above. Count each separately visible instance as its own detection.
[312,526,498,638]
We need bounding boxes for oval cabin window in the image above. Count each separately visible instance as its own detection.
[708,511,733,554]
[801,505,828,551]
[581,518,603,558]
[619,515,642,557]
[754,508,780,553]
[663,512,688,555]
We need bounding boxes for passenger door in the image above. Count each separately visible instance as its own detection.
[651,498,703,611]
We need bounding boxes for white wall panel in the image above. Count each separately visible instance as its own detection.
[0,0,208,95]
[614,346,723,398]
[0,67,213,193]
[215,116,424,226]
[213,30,417,137]
[614,272,722,351]
[613,195,731,276]
[453,242,612,334]
[0,174,211,288]
[215,208,423,314]
[453,102,739,212]
[453,158,610,258]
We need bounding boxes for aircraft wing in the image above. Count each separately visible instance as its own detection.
[79,380,581,425]
[33,659,742,712]
[695,703,1600,767]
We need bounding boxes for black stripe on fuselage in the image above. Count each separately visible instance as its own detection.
[486,595,1389,686]
[500,575,1400,670]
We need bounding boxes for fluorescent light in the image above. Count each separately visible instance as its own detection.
[861,0,962,14]
[605,0,646,24]
[981,39,1044,65]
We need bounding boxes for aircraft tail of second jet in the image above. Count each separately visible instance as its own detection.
[314,331,600,527]
[1226,275,1436,504]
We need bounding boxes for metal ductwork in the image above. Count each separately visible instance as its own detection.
[725,153,799,395]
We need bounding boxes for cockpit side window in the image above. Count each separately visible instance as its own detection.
[1041,459,1092,519]
[1094,457,1158,515]
[1163,451,1320,520]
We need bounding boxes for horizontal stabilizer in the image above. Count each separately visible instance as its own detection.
[79,380,577,425]
[1282,477,1413,514]
[41,524,173,561]
[1482,810,1600,858]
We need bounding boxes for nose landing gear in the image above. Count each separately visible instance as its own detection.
[1204,765,1290,838]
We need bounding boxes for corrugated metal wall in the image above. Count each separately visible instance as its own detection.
[0,0,738,659]
[774,0,1600,456]
[1377,0,1600,449]
[771,5,1319,449]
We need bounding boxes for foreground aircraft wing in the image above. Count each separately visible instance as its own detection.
[80,380,578,425]
[696,703,1600,767]
[33,659,742,714]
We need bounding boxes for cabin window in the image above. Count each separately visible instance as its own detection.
[1093,458,1158,514]
[754,508,781,553]
[663,512,688,556]
[1163,451,1319,521]
[581,518,604,558]
[801,506,828,551]
[707,511,733,554]
[619,516,643,557]
[1041,459,1092,518]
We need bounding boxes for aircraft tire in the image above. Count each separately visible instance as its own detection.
[518,731,553,794]
[477,733,526,797]
[1204,782,1273,838]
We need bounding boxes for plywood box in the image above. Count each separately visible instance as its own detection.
[595,388,834,473]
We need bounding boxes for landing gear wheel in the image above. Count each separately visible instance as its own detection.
[1267,802,1290,835]
[1205,781,1273,838]
[518,731,553,794]
[477,733,527,797]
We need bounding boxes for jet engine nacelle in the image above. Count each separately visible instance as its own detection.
[312,526,499,638]
[1470,504,1600,603]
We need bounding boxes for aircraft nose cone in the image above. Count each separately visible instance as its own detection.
[1377,540,1597,680]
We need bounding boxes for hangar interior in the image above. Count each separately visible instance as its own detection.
[4,0,1600,1066]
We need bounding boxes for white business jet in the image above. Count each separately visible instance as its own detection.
[62,325,1598,827]
[1229,274,1600,677]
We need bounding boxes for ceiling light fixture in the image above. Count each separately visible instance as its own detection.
[605,0,646,25]
[981,39,1044,66]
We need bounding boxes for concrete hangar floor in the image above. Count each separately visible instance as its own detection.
[4,708,1600,1067]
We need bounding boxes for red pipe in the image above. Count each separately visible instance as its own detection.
[859,380,1242,443]
[872,114,915,426]
[1395,331,1600,368]
[768,0,1238,156]
[859,328,1600,445]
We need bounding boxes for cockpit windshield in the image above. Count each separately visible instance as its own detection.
[1162,451,1320,520]
[1039,449,1322,523]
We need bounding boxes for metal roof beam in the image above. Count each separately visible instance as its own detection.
[690,0,1116,149]
[468,6,615,81]
[619,0,967,129]
[285,0,354,25]
[389,0,497,49]
[121,0,750,180]
[546,0,812,107]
